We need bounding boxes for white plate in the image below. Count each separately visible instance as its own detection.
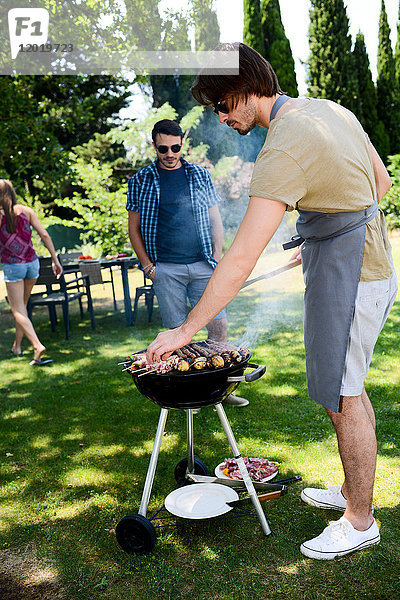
[215,461,279,483]
[165,483,239,519]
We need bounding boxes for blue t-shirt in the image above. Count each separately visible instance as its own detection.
[156,165,203,263]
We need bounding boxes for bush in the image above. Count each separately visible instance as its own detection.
[381,154,400,230]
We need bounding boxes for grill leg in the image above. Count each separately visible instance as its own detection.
[138,408,169,517]
[215,403,271,536]
[186,409,195,474]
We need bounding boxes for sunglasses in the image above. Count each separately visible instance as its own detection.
[156,144,182,154]
[213,101,230,115]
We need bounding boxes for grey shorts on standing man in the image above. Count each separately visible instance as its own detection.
[340,270,398,396]
[152,260,227,328]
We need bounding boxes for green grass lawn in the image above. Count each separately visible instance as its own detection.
[0,248,399,600]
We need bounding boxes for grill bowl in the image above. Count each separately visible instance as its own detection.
[129,353,252,409]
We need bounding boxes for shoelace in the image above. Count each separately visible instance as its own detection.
[319,520,351,546]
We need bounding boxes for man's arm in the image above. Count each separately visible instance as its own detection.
[128,211,155,279]
[209,204,224,262]
[369,142,392,202]
[146,197,287,361]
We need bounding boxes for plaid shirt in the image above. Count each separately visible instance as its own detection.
[126,158,221,268]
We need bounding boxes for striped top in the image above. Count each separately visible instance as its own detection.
[0,211,37,264]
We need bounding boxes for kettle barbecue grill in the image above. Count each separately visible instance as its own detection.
[115,348,292,555]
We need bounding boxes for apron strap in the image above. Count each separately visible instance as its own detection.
[270,94,291,121]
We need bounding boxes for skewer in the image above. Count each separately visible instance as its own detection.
[138,368,158,377]
[121,366,147,374]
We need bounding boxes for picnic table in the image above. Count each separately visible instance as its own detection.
[62,256,139,326]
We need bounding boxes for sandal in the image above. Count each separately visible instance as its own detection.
[29,358,53,366]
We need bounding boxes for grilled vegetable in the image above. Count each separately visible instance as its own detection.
[238,347,250,360]
[177,359,190,372]
[192,357,207,370]
[230,350,243,363]
[221,351,232,366]
[210,354,225,369]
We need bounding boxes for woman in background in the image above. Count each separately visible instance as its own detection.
[0,179,62,365]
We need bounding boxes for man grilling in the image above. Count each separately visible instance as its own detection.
[127,118,248,407]
[146,43,397,559]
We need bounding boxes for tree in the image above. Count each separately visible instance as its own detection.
[193,0,220,51]
[380,154,400,229]
[352,32,390,159]
[0,76,65,201]
[54,104,211,254]
[377,0,400,155]
[261,0,298,97]
[307,0,359,114]
[395,0,400,86]
[150,1,220,119]
[243,0,265,56]
[0,75,130,207]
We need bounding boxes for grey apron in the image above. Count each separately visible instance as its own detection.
[268,96,378,412]
[296,202,379,412]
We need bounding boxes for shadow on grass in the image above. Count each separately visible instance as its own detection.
[0,290,399,599]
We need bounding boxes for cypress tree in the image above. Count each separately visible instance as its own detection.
[307,0,359,114]
[353,32,390,159]
[151,1,222,118]
[260,0,298,97]
[193,0,220,51]
[377,0,400,154]
[243,0,265,55]
[394,0,400,87]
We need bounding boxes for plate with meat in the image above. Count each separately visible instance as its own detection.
[215,457,279,483]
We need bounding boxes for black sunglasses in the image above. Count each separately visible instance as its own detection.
[156,144,182,154]
[213,101,229,115]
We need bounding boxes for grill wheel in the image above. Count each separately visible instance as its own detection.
[174,457,209,485]
[115,514,156,555]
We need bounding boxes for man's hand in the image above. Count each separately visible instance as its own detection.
[146,326,192,363]
[290,245,303,263]
[146,267,156,282]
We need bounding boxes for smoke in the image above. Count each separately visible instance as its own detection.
[213,152,303,351]
[234,283,303,350]
[231,220,304,350]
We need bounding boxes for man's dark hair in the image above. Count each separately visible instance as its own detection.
[191,42,283,109]
[152,119,183,142]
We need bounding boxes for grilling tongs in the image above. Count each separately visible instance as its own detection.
[186,474,302,506]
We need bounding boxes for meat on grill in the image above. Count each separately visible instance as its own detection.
[123,341,249,375]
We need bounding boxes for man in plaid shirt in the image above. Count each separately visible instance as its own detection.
[127,119,247,407]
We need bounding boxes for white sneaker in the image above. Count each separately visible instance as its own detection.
[300,516,380,560]
[224,394,249,407]
[301,485,347,512]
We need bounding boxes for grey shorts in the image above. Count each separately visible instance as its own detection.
[340,270,398,396]
[152,260,227,329]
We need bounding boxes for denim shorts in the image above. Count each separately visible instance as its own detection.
[152,260,227,328]
[2,258,40,283]
[340,270,398,396]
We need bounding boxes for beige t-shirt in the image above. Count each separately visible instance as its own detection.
[249,98,392,281]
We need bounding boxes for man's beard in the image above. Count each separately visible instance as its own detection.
[236,120,257,135]
[160,157,180,168]
[230,100,258,135]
